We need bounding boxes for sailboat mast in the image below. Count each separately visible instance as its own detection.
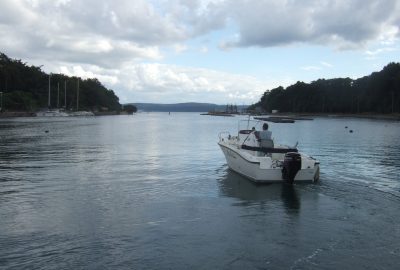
[77,79,79,111]
[64,80,67,109]
[48,74,51,108]
[57,82,60,108]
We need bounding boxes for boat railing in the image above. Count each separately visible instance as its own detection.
[241,144,298,153]
[218,131,231,141]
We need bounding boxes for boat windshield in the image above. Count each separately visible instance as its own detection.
[238,119,262,133]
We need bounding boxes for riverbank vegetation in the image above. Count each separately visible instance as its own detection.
[0,52,121,112]
[249,63,400,114]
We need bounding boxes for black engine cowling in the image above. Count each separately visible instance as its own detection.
[282,152,302,184]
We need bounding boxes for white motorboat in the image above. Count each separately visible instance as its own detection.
[218,120,320,184]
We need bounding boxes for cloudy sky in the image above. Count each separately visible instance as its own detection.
[1,0,399,104]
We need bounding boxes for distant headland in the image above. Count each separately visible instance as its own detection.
[248,62,400,116]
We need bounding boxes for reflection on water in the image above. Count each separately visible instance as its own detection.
[217,169,301,211]
[280,184,300,210]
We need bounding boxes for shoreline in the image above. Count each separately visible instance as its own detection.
[0,111,37,118]
[1,111,399,121]
[0,111,124,118]
[255,112,400,121]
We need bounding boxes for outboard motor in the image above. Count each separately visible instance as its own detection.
[282,152,302,184]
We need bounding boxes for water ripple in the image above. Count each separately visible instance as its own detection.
[1,114,400,269]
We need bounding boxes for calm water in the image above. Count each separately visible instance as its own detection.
[0,113,399,269]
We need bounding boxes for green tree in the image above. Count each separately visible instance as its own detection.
[251,63,400,114]
[0,52,122,112]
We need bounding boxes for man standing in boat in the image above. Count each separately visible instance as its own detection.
[259,123,273,148]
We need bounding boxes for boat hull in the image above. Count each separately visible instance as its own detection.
[218,142,319,183]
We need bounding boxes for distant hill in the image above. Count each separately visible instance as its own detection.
[126,102,248,112]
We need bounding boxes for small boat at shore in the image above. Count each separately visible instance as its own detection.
[218,120,320,183]
[254,116,295,123]
[200,112,235,117]
[68,111,94,117]
[36,76,94,117]
[36,109,69,117]
[254,116,314,123]
[35,109,94,117]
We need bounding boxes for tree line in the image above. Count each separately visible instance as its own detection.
[0,52,123,112]
[248,63,400,114]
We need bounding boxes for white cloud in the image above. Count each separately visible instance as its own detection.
[0,0,37,25]
[1,0,399,104]
[0,0,183,68]
[220,0,400,49]
[365,47,398,56]
[114,63,270,103]
[2,0,399,65]
[301,66,321,71]
[301,61,336,71]
[58,65,119,85]
[320,61,333,68]
[173,44,188,53]
[200,46,209,53]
